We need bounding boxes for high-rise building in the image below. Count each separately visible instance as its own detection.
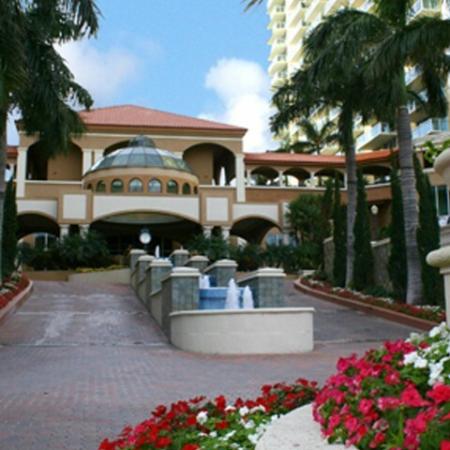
[267,0,450,153]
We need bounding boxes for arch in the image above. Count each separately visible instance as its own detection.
[183,143,236,185]
[167,179,179,194]
[129,178,143,193]
[315,169,345,187]
[17,213,59,239]
[90,211,202,255]
[249,166,279,186]
[182,183,191,195]
[86,184,93,190]
[111,179,124,193]
[96,180,106,192]
[283,167,311,187]
[148,178,162,193]
[231,216,281,244]
[103,136,157,156]
[26,141,82,181]
[361,165,391,185]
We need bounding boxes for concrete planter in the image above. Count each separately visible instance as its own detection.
[256,404,354,450]
[170,307,314,354]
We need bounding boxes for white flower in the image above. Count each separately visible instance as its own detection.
[250,405,266,414]
[404,351,418,365]
[413,357,428,369]
[239,406,249,417]
[225,405,236,412]
[244,419,255,429]
[429,323,448,339]
[196,411,208,425]
[209,431,217,438]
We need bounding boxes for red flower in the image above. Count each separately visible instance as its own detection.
[215,420,229,430]
[441,441,450,450]
[428,384,450,405]
[155,436,172,448]
[377,397,401,411]
[182,445,200,450]
[369,432,385,448]
[400,385,429,408]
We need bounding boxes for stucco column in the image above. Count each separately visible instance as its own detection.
[309,171,317,188]
[235,154,246,202]
[79,224,90,236]
[222,226,231,242]
[278,170,285,186]
[282,228,291,245]
[203,225,213,238]
[93,149,104,163]
[82,149,93,175]
[16,147,27,198]
[60,224,69,238]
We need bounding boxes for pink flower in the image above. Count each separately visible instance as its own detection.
[427,384,450,405]
[400,385,429,408]
[377,397,401,411]
[358,399,373,415]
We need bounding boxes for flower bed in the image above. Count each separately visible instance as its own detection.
[314,323,450,450]
[300,277,445,324]
[99,379,318,450]
[0,273,30,312]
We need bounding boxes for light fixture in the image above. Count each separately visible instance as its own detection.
[139,227,152,246]
[370,204,379,216]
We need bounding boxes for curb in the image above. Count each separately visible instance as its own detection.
[0,278,33,324]
[294,278,438,331]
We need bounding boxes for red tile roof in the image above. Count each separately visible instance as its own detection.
[79,105,247,134]
[244,149,396,168]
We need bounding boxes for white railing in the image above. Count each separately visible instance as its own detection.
[411,0,440,17]
[413,117,449,140]
[356,122,394,148]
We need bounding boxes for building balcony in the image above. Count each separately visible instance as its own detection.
[361,0,374,12]
[410,0,440,18]
[405,65,422,86]
[356,122,396,150]
[413,117,449,140]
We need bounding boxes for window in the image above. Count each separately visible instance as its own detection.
[433,185,449,216]
[111,179,124,193]
[167,179,179,194]
[182,183,191,195]
[96,181,106,192]
[148,178,162,193]
[129,178,143,193]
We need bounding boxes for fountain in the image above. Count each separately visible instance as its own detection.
[242,286,254,309]
[199,274,211,289]
[224,279,240,310]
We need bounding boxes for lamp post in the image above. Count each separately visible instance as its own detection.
[139,227,152,253]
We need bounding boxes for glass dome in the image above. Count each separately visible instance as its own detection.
[87,136,193,174]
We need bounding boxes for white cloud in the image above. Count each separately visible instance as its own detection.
[57,39,140,106]
[200,58,276,153]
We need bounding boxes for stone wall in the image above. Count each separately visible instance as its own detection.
[323,237,392,291]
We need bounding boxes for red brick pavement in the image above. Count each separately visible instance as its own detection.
[0,280,418,450]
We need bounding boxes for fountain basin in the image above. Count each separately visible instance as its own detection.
[199,287,245,310]
[170,307,315,354]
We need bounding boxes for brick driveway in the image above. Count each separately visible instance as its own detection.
[0,280,417,450]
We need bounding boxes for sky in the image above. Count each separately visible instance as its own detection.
[8,0,276,152]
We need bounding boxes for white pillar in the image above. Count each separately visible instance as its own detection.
[278,170,284,186]
[94,149,104,163]
[222,226,231,242]
[203,226,213,238]
[79,224,90,236]
[309,171,317,188]
[60,224,70,238]
[82,149,93,175]
[235,154,246,202]
[16,147,27,198]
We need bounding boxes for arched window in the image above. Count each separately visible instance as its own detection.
[148,178,162,193]
[129,178,143,193]
[182,183,191,195]
[167,179,179,194]
[111,179,124,193]
[96,181,106,192]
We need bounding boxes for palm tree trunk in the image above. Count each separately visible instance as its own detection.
[0,108,7,282]
[397,105,422,305]
[345,142,357,287]
[340,105,357,287]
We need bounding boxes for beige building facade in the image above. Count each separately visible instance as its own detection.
[11,104,406,254]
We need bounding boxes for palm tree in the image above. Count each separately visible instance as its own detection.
[0,0,99,279]
[277,118,339,154]
[318,3,450,304]
[271,12,383,287]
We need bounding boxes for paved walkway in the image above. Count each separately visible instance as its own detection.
[0,280,418,450]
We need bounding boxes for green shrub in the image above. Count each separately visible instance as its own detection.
[2,179,18,280]
[19,231,112,270]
